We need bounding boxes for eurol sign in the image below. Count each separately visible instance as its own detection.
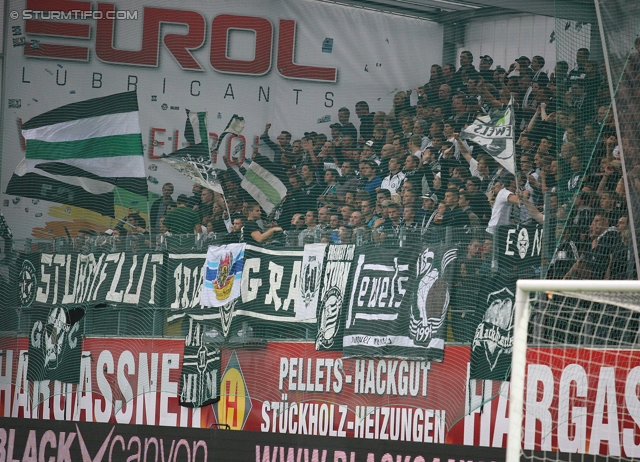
[22,0,337,81]
[2,0,441,238]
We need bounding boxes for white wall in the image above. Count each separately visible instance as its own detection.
[457,15,593,75]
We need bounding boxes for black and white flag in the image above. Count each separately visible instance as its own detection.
[297,244,327,321]
[27,306,84,384]
[179,318,221,407]
[461,97,515,174]
[405,245,457,361]
[316,244,356,350]
[470,275,516,380]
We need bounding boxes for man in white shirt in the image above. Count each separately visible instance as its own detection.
[380,156,405,194]
[486,173,521,234]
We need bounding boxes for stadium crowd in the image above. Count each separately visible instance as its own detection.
[110,48,633,281]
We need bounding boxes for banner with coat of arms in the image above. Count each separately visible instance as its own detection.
[201,244,245,307]
[296,243,327,321]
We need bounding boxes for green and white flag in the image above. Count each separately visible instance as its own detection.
[461,97,515,174]
[241,158,287,214]
[7,91,147,216]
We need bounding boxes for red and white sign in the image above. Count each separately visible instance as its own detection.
[1,0,442,238]
[4,336,637,456]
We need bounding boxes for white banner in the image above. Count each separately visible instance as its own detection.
[1,0,442,238]
[461,99,515,174]
[201,243,245,307]
[296,243,327,321]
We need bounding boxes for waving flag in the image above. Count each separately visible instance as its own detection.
[213,114,245,154]
[461,97,515,174]
[163,109,209,159]
[6,91,146,217]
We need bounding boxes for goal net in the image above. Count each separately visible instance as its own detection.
[506,279,640,462]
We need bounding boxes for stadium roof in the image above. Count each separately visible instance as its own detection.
[332,0,596,24]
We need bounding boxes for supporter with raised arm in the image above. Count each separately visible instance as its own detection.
[486,172,521,234]
[261,123,292,159]
[242,202,282,245]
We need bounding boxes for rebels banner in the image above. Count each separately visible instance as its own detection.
[343,244,456,360]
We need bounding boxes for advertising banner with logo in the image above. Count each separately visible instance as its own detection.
[1,0,442,239]
[3,336,640,456]
[0,417,508,462]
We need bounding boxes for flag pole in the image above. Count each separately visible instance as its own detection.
[511,96,520,193]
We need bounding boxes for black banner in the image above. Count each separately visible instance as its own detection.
[166,252,206,311]
[29,252,165,308]
[342,244,456,360]
[27,305,84,383]
[316,244,356,351]
[469,274,517,381]
[495,224,543,268]
[236,245,308,335]
[179,318,221,407]
[0,416,508,462]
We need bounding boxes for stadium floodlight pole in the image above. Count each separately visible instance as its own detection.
[506,279,640,462]
[594,0,640,280]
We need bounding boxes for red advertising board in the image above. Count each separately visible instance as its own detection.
[2,336,640,456]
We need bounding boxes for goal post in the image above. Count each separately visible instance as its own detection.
[506,279,640,462]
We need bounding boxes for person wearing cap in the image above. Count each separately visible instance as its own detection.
[361,140,378,162]
[479,55,494,81]
[486,172,521,234]
[163,194,202,235]
[507,56,532,79]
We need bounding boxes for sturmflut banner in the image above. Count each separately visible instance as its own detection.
[20,252,164,309]
[316,244,356,350]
